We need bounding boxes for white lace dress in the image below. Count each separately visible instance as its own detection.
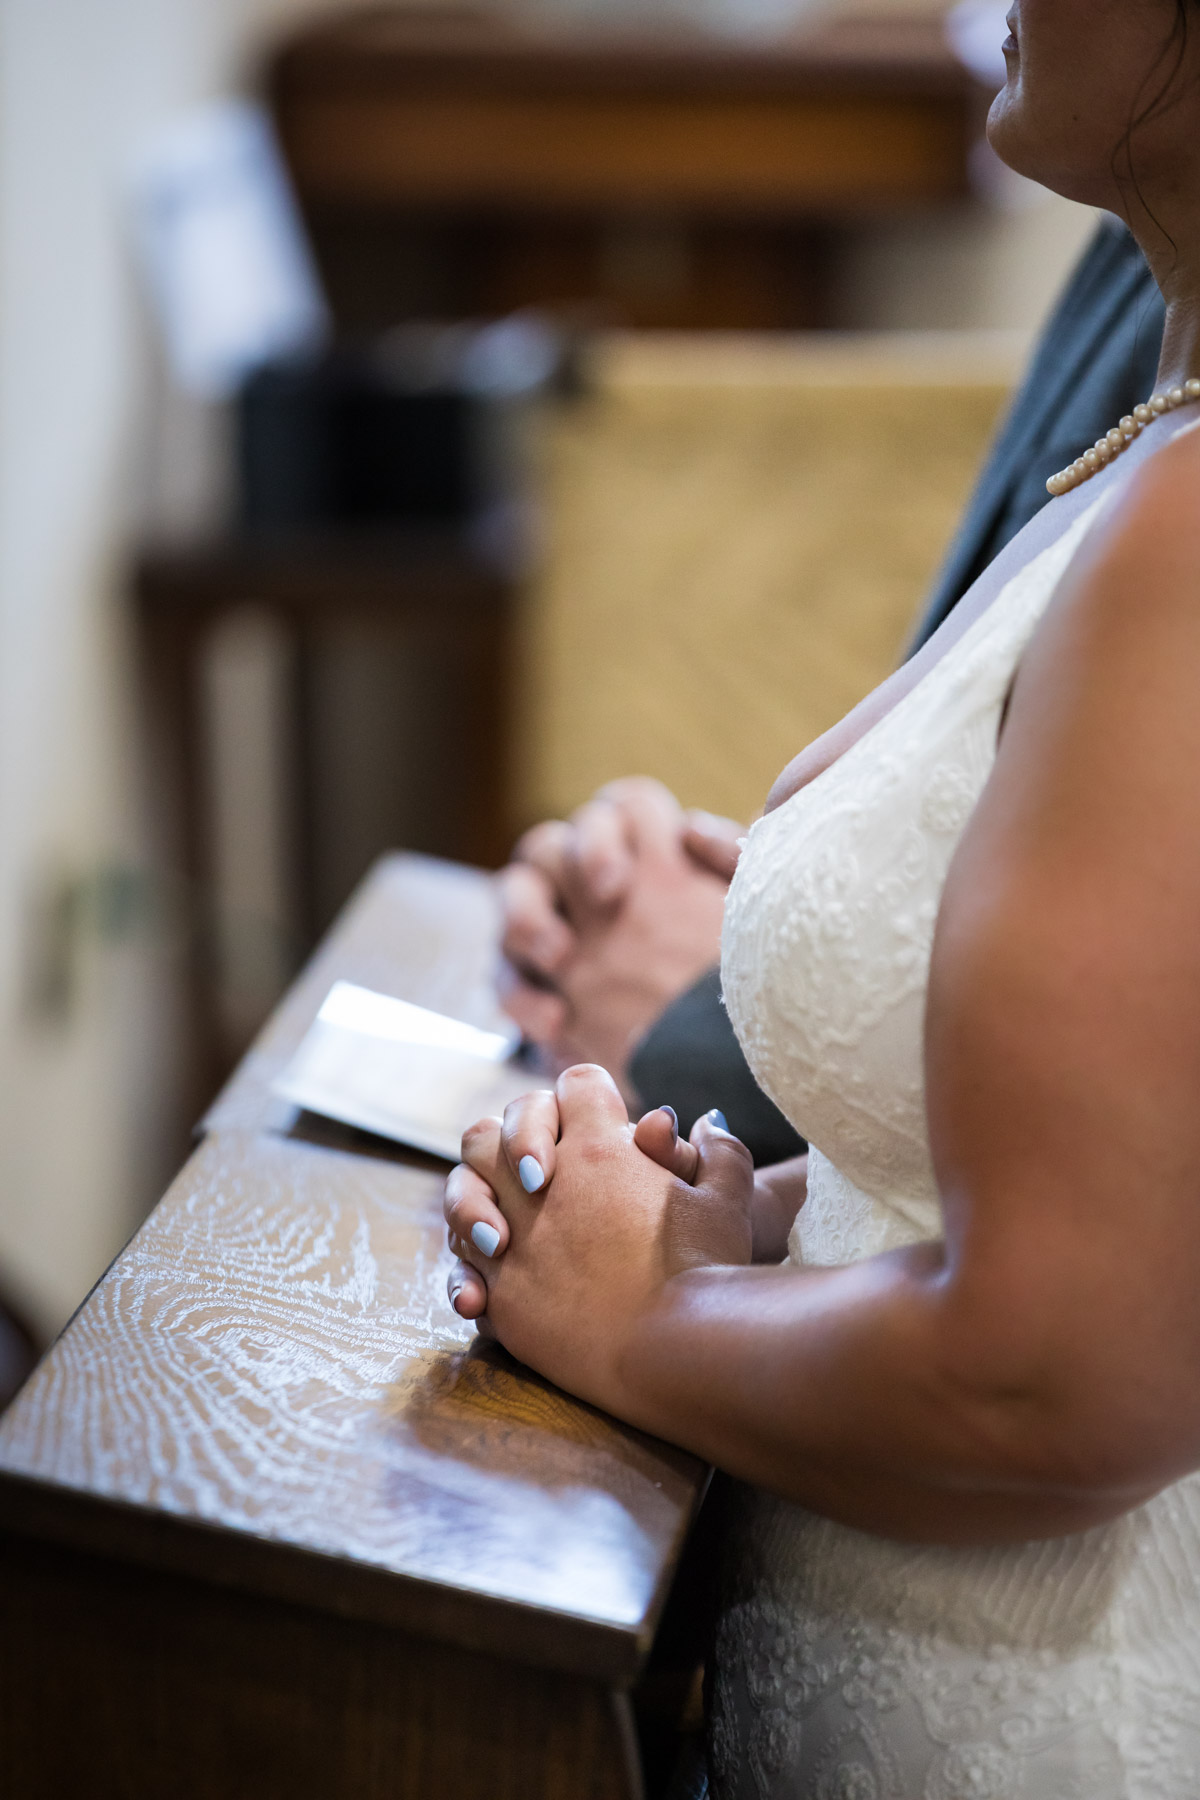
[716,491,1200,1800]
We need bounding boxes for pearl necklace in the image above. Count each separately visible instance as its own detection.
[1046,377,1200,497]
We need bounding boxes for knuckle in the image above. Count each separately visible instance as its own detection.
[569,1130,617,1172]
[500,918,533,958]
[526,822,569,869]
[508,1000,549,1039]
[505,1087,554,1131]
[559,1061,605,1090]
[461,1118,493,1158]
[513,822,552,859]
[495,869,522,912]
[502,1094,529,1131]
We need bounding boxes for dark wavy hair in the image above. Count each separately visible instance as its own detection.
[1114,0,1197,244]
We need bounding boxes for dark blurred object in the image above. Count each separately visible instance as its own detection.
[238,316,565,536]
[239,355,474,531]
[663,1744,708,1800]
[0,1283,41,1414]
[630,967,805,1167]
[632,1470,730,1798]
[265,6,980,335]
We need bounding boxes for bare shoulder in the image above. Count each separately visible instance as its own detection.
[1144,411,1200,487]
[1013,415,1200,704]
[926,416,1200,1399]
[950,408,1200,973]
[1091,414,1200,582]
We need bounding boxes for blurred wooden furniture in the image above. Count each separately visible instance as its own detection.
[0,855,708,1800]
[135,532,514,1111]
[270,7,981,331]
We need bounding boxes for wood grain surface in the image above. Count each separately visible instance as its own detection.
[0,858,706,1694]
[272,11,973,218]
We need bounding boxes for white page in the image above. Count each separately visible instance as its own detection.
[273,982,539,1161]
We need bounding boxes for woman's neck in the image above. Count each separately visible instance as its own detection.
[1157,292,1200,391]
[1129,218,1200,391]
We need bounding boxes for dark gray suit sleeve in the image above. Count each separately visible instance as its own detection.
[628,969,806,1165]
[907,221,1162,651]
[632,224,1163,1170]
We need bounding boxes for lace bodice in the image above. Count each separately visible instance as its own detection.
[715,488,1200,1799]
[723,495,1107,1265]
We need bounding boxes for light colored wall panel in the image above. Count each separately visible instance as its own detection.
[0,0,384,1334]
[515,331,1020,829]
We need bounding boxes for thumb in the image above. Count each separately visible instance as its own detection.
[666,1110,755,1267]
[634,1105,701,1182]
[690,1109,755,1199]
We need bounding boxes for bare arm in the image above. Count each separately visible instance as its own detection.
[750,1155,808,1262]
[452,435,1200,1546]
[452,1084,1128,1545]
[644,438,1200,1536]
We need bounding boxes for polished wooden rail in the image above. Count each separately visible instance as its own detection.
[274,9,974,213]
[0,856,707,1799]
[269,8,980,331]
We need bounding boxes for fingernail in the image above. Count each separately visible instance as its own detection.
[471,1221,501,1258]
[705,1109,728,1131]
[518,1155,545,1193]
[659,1105,678,1135]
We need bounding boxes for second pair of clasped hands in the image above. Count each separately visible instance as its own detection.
[442,777,808,1417]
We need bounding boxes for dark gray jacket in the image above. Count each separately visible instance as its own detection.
[630,221,1164,1163]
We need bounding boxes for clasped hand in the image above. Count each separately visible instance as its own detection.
[443,1065,754,1415]
[496,778,742,1094]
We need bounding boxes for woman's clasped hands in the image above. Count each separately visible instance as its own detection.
[442,1065,755,1416]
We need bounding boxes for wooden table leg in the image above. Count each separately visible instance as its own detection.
[135,598,226,1148]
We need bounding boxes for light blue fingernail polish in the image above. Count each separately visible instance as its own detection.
[706,1109,728,1131]
[471,1221,501,1258]
[660,1105,678,1133]
[518,1155,545,1193]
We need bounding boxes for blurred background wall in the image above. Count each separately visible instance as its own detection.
[0,0,1097,1340]
[0,0,374,1336]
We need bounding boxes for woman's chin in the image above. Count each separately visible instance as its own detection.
[984,91,1028,177]
[986,91,1115,209]
[986,107,1063,198]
